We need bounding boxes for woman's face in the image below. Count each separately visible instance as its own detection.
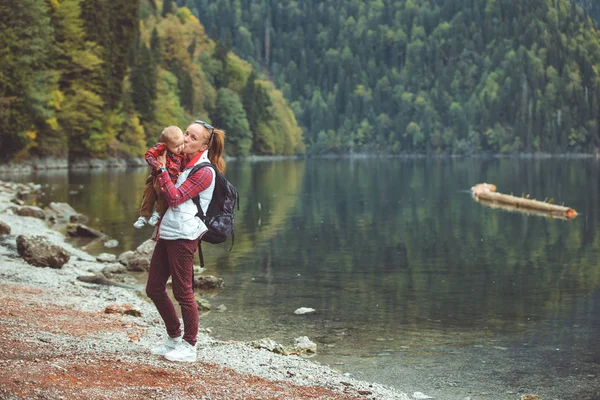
[183,123,210,154]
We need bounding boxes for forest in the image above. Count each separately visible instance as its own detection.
[1,0,600,161]
[0,0,303,161]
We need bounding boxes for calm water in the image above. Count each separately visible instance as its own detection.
[7,157,600,399]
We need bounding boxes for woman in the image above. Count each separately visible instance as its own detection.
[145,120,226,363]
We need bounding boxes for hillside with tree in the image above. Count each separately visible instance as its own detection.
[2,0,600,160]
[0,0,304,162]
[186,0,600,154]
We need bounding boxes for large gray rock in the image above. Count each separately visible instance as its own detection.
[66,223,107,239]
[47,202,83,223]
[0,220,10,235]
[101,263,128,278]
[16,235,70,269]
[194,275,224,290]
[121,239,156,272]
[117,250,135,266]
[135,239,156,255]
[127,255,150,272]
[16,206,46,220]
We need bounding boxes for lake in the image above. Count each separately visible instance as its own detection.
[7,157,600,399]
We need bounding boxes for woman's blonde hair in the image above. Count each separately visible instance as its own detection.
[207,128,226,174]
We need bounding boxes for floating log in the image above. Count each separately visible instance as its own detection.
[470,183,577,220]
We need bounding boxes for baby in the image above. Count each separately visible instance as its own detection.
[133,126,185,228]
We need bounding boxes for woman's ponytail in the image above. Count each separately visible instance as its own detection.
[208,128,226,174]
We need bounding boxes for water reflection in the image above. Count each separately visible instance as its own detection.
[5,157,600,397]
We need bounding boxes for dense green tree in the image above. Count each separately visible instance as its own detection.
[0,0,55,159]
[83,0,139,109]
[130,44,157,122]
[213,35,231,87]
[214,88,252,155]
[47,0,107,157]
[243,70,271,134]
[148,69,188,142]
[150,27,162,61]
[162,0,174,16]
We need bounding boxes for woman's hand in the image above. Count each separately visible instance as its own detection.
[157,152,167,169]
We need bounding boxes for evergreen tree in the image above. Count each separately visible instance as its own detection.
[187,37,196,59]
[214,88,252,155]
[162,0,174,17]
[80,0,139,110]
[130,43,157,122]
[150,27,162,61]
[213,35,231,87]
[47,0,107,158]
[0,0,55,158]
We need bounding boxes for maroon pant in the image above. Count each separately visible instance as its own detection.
[146,238,199,346]
[139,174,167,218]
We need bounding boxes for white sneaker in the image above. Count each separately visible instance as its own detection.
[164,340,197,362]
[133,216,147,229]
[151,335,182,356]
[148,211,161,226]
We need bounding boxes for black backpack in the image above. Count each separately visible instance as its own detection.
[190,162,239,268]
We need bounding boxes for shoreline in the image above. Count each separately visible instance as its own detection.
[1,151,598,174]
[0,180,409,400]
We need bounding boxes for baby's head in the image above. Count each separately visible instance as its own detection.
[161,126,184,154]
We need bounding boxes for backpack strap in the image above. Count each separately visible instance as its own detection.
[194,239,205,288]
[189,162,215,219]
[187,161,215,269]
[230,184,238,252]
[198,240,205,269]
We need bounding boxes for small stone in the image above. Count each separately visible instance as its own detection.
[294,307,316,315]
[412,392,434,399]
[519,395,541,400]
[105,304,141,317]
[196,298,211,311]
[294,336,317,355]
[104,239,119,248]
[96,253,117,263]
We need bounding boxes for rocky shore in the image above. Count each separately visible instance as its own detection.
[0,180,410,400]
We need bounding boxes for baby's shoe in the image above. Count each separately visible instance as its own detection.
[133,216,147,229]
[148,211,161,226]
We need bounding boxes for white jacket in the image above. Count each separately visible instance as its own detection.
[158,150,215,240]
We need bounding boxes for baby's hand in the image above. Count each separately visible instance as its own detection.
[157,152,167,168]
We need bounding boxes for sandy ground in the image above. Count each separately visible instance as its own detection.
[0,181,410,400]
